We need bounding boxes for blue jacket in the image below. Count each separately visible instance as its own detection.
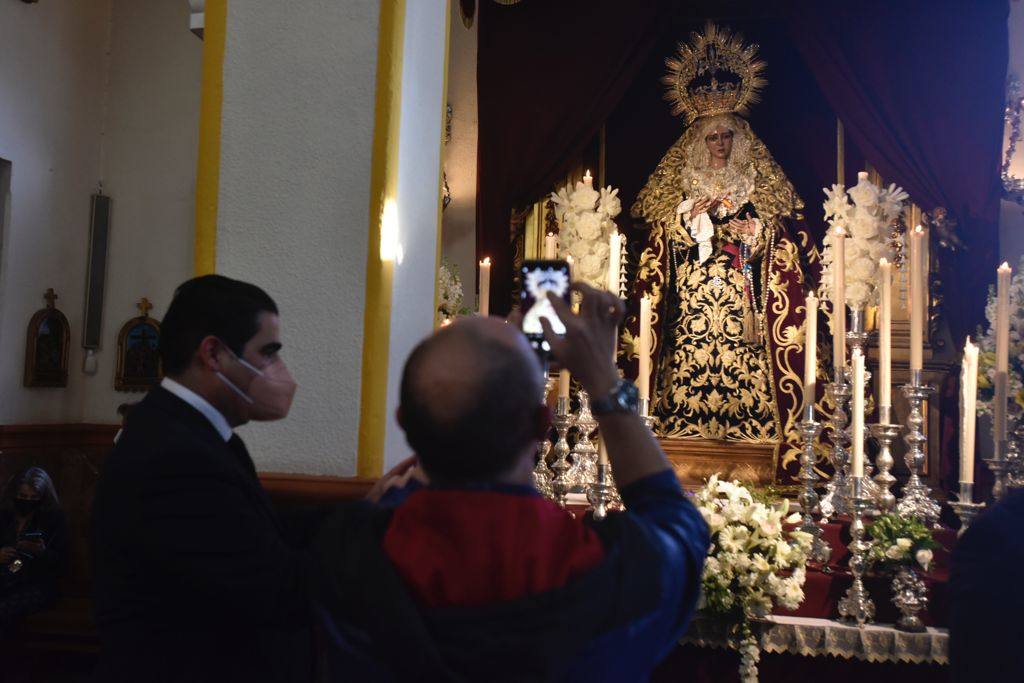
[313,468,708,681]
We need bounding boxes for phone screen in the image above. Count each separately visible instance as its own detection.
[520,260,571,346]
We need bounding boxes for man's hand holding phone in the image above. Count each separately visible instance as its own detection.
[538,283,623,397]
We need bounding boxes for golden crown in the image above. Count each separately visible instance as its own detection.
[662,23,767,123]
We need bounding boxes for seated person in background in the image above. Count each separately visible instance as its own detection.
[0,467,68,635]
[950,488,1024,681]
[314,283,709,681]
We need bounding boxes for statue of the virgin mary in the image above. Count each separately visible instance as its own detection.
[626,23,822,483]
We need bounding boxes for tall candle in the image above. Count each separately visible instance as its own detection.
[961,337,979,485]
[607,232,621,295]
[995,262,1012,451]
[558,367,571,400]
[478,257,491,316]
[832,228,847,374]
[851,349,865,478]
[583,169,593,187]
[909,227,924,371]
[879,258,893,415]
[566,255,575,280]
[544,233,558,260]
[638,295,653,401]
[803,293,818,418]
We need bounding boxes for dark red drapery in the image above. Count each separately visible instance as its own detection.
[783,0,1009,341]
[476,0,677,315]
[476,1,1008,338]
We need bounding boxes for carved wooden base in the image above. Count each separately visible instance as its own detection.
[661,437,777,489]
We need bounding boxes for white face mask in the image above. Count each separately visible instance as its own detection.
[216,346,297,421]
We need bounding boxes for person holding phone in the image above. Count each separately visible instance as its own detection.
[0,467,68,634]
[313,282,709,681]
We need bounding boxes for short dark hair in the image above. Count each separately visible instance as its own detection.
[400,329,542,483]
[159,275,278,376]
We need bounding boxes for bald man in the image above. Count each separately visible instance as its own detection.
[313,284,709,681]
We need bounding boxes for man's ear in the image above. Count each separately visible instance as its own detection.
[195,336,225,373]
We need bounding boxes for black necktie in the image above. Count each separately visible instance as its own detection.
[227,433,259,482]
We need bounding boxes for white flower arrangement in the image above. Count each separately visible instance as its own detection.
[694,475,812,682]
[436,261,466,323]
[550,177,621,289]
[976,255,1024,415]
[819,172,908,309]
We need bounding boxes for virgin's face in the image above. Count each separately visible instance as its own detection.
[705,126,734,162]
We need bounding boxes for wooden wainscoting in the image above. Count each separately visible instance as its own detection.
[660,438,777,489]
[259,472,377,505]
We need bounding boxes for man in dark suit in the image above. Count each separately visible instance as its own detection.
[950,488,1024,682]
[93,275,308,682]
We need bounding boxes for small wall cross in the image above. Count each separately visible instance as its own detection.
[43,288,58,309]
[137,297,153,317]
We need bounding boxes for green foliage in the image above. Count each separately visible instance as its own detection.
[867,513,942,572]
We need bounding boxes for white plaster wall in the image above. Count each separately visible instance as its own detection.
[382,1,451,470]
[0,0,111,422]
[216,0,380,475]
[0,0,201,425]
[440,4,478,302]
[89,0,201,421]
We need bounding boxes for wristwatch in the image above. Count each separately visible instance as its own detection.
[590,378,640,416]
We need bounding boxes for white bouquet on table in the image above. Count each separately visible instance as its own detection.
[436,261,466,325]
[819,171,908,309]
[550,174,621,289]
[694,475,813,683]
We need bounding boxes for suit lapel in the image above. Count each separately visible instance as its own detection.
[146,387,284,534]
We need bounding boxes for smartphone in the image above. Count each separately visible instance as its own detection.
[520,259,571,356]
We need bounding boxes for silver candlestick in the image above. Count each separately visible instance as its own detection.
[533,376,557,497]
[548,397,575,507]
[982,452,1013,502]
[949,482,985,537]
[798,413,831,564]
[820,373,852,519]
[533,440,554,498]
[897,371,941,525]
[638,397,656,431]
[838,476,876,627]
[569,390,599,489]
[587,461,617,520]
[846,310,882,508]
[870,407,900,513]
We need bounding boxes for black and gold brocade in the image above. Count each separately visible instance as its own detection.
[654,203,777,442]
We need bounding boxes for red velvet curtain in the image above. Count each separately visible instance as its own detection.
[783,0,1010,340]
[476,0,676,315]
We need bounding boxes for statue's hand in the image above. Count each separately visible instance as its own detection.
[729,217,756,236]
[689,196,716,218]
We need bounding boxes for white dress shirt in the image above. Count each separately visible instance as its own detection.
[160,377,233,442]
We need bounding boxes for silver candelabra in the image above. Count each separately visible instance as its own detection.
[869,406,900,513]
[897,370,941,526]
[838,476,876,627]
[846,310,882,510]
[820,372,852,519]
[949,482,985,537]
[533,376,557,498]
[570,390,599,489]
[798,412,831,564]
[548,396,575,508]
